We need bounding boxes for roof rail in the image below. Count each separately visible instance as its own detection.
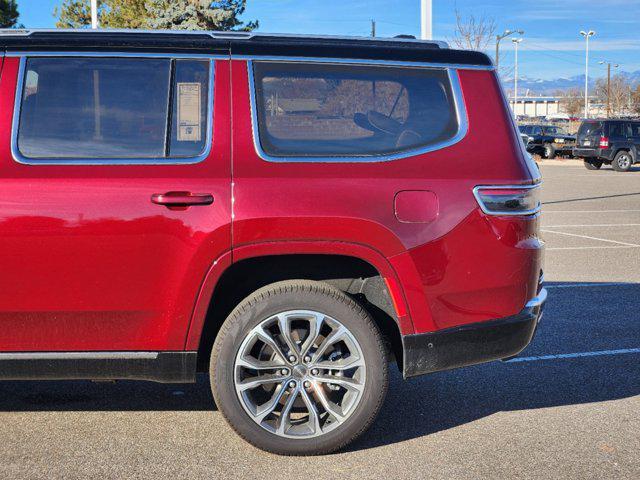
[0,29,32,36]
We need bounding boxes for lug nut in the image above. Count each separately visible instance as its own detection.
[304,380,311,389]
[280,369,288,376]
[304,356,311,363]
[288,381,297,388]
[288,355,297,363]
[311,368,319,375]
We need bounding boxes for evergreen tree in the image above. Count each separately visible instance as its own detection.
[0,0,20,28]
[145,0,257,31]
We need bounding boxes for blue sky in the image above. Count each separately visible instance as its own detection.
[18,0,640,80]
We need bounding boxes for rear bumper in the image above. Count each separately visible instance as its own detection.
[402,288,547,378]
[573,147,612,160]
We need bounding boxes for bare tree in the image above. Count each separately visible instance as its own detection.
[449,9,496,51]
[595,74,632,117]
[631,84,640,115]
[557,88,583,117]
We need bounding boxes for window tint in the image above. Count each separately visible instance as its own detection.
[252,62,459,158]
[17,57,210,161]
[532,127,542,135]
[628,123,640,137]
[609,122,625,137]
[578,121,602,137]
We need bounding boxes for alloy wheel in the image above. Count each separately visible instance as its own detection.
[233,310,366,438]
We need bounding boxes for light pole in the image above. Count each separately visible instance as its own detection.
[421,0,432,40]
[599,60,619,118]
[495,29,524,70]
[512,37,523,116]
[91,0,98,29]
[580,30,596,118]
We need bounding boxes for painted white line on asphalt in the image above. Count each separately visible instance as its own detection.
[545,282,634,289]
[544,209,640,213]
[547,245,640,251]
[544,224,640,228]
[505,348,640,363]
[545,245,640,252]
[541,229,640,247]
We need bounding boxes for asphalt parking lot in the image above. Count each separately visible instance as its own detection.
[0,162,638,479]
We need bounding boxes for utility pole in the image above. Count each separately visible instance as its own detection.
[580,30,596,118]
[495,29,524,71]
[91,0,98,29]
[371,19,376,37]
[512,37,523,116]
[421,0,432,40]
[599,61,619,118]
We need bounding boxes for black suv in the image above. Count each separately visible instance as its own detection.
[519,124,576,159]
[574,119,640,172]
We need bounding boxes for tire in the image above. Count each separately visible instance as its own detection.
[543,143,556,159]
[210,280,388,455]
[612,151,633,172]
[584,160,602,170]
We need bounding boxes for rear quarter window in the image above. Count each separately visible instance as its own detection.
[252,61,460,159]
[578,121,603,137]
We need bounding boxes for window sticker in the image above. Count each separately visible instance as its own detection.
[177,82,202,142]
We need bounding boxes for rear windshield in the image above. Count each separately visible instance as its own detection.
[578,121,603,137]
[252,62,459,158]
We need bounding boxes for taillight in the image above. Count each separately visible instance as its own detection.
[473,185,541,216]
[599,136,609,148]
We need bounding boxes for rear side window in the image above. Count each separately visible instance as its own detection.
[17,57,210,162]
[252,62,460,158]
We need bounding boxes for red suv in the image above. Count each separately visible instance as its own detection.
[0,30,545,455]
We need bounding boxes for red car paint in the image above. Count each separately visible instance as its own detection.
[0,56,542,352]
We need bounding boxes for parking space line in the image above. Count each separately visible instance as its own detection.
[505,348,640,363]
[544,224,640,228]
[541,229,640,247]
[544,209,640,213]
[546,282,634,288]
[546,246,640,251]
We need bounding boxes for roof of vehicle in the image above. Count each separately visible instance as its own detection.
[582,118,640,123]
[0,29,493,67]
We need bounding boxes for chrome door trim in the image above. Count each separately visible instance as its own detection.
[246,58,470,164]
[10,52,218,166]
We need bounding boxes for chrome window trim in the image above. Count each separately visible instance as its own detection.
[472,183,542,216]
[247,58,471,164]
[11,52,217,166]
[238,55,493,71]
[6,50,228,59]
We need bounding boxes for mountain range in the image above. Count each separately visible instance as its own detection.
[501,70,640,96]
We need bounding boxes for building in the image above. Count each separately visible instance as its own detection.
[509,96,560,118]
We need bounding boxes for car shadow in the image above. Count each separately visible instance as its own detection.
[0,282,638,453]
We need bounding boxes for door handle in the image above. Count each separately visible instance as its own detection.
[151,192,214,208]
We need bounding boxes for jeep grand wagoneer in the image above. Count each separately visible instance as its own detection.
[0,29,545,455]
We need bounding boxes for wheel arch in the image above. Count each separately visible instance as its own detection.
[185,244,413,372]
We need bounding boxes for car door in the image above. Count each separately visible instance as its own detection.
[0,53,231,352]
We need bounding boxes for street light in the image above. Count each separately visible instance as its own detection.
[420,0,432,40]
[91,0,98,29]
[580,30,596,118]
[512,37,524,115]
[599,60,620,118]
[495,29,524,70]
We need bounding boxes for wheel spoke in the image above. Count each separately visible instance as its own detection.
[277,313,299,358]
[299,312,322,358]
[314,354,364,371]
[315,374,364,392]
[254,380,289,421]
[255,326,288,364]
[236,356,287,371]
[312,382,345,422]
[311,325,347,363]
[301,388,322,435]
[237,373,284,391]
[276,384,300,435]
